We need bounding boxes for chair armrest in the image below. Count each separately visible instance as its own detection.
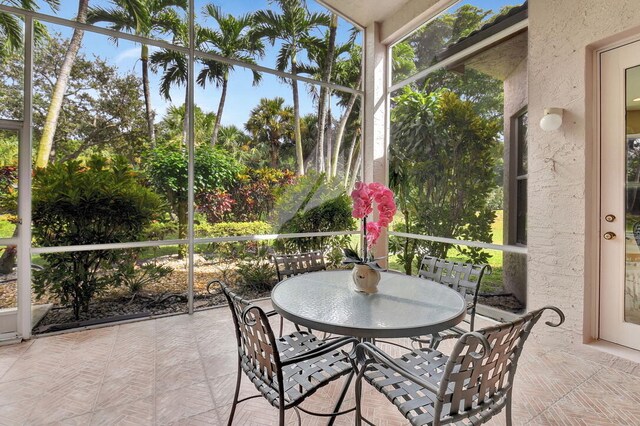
[206,279,223,295]
[281,336,358,366]
[264,310,279,317]
[356,342,442,396]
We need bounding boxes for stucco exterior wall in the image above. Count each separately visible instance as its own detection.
[528,0,640,342]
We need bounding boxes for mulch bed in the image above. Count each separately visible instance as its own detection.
[7,254,273,334]
[2,256,526,333]
[478,293,525,313]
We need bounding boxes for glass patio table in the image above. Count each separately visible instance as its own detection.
[271,269,467,340]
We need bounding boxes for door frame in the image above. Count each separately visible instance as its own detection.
[591,35,640,345]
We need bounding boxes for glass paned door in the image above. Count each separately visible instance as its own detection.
[625,65,640,325]
[600,40,640,349]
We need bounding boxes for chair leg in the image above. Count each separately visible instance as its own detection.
[429,333,442,350]
[279,406,285,426]
[279,317,284,338]
[505,389,513,426]
[355,369,366,426]
[227,357,242,426]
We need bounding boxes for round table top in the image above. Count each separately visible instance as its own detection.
[271,270,466,339]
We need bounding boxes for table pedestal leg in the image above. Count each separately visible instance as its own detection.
[328,370,354,426]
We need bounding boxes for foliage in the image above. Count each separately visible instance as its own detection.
[196,167,295,223]
[276,191,355,253]
[31,156,163,319]
[0,0,58,58]
[145,145,242,254]
[245,97,295,168]
[391,5,503,123]
[195,221,273,280]
[146,144,242,205]
[196,220,272,238]
[389,88,500,274]
[117,261,173,295]
[0,35,150,163]
[235,246,276,293]
[0,165,17,221]
[155,104,216,146]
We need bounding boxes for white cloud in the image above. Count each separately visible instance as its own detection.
[115,45,160,64]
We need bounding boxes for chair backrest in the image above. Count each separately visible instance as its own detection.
[273,250,326,281]
[218,281,283,395]
[434,306,564,424]
[418,255,488,329]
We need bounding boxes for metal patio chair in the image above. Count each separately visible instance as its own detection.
[413,255,489,349]
[272,250,327,336]
[214,280,357,426]
[354,306,564,426]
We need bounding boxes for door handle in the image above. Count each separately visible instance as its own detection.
[603,232,616,240]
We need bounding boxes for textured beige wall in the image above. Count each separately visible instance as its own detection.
[528,0,640,342]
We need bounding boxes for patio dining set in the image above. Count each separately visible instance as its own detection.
[210,251,564,426]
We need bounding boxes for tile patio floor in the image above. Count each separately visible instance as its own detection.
[1,301,640,425]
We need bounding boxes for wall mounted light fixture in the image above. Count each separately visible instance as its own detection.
[539,107,564,131]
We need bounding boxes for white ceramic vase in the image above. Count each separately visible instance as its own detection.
[352,264,381,294]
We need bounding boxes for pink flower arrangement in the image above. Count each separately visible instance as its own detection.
[348,181,397,260]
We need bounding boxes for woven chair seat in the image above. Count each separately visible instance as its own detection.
[363,348,446,425]
[242,331,352,409]
[363,348,509,426]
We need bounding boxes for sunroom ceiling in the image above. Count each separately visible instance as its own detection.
[319,0,411,27]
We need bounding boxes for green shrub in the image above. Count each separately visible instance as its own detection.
[145,145,242,256]
[117,262,174,295]
[275,193,355,253]
[271,172,355,254]
[196,221,272,262]
[32,156,163,319]
[197,221,272,238]
[236,247,276,293]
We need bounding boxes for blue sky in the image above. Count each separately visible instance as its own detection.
[33,0,517,128]
[36,0,359,129]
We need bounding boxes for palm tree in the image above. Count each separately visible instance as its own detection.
[306,12,338,175]
[147,9,191,145]
[245,97,294,168]
[197,4,264,147]
[254,0,329,175]
[88,0,188,145]
[0,0,59,58]
[149,43,189,144]
[331,43,362,178]
[35,0,89,168]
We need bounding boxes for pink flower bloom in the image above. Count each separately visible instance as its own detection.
[351,181,373,218]
[366,221,382,249]
[350,182,397,252]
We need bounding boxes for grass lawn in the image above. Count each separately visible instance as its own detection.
[0,216,15,239]
[388,210,505,293]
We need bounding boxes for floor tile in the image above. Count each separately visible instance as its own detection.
[155,382,215,425]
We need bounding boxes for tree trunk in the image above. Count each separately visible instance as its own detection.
[316,13,338,176]
[177,201,187,259]
[332,80,361,178]
[182,89,188,146]
[347,137,362,192]
[141,44,156,146]
[325,104,333,178]
[270,139,279,168]
[291,61,304,176]
[35,0,89,168]
[211,75,228,146]
[344,133,359,188]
